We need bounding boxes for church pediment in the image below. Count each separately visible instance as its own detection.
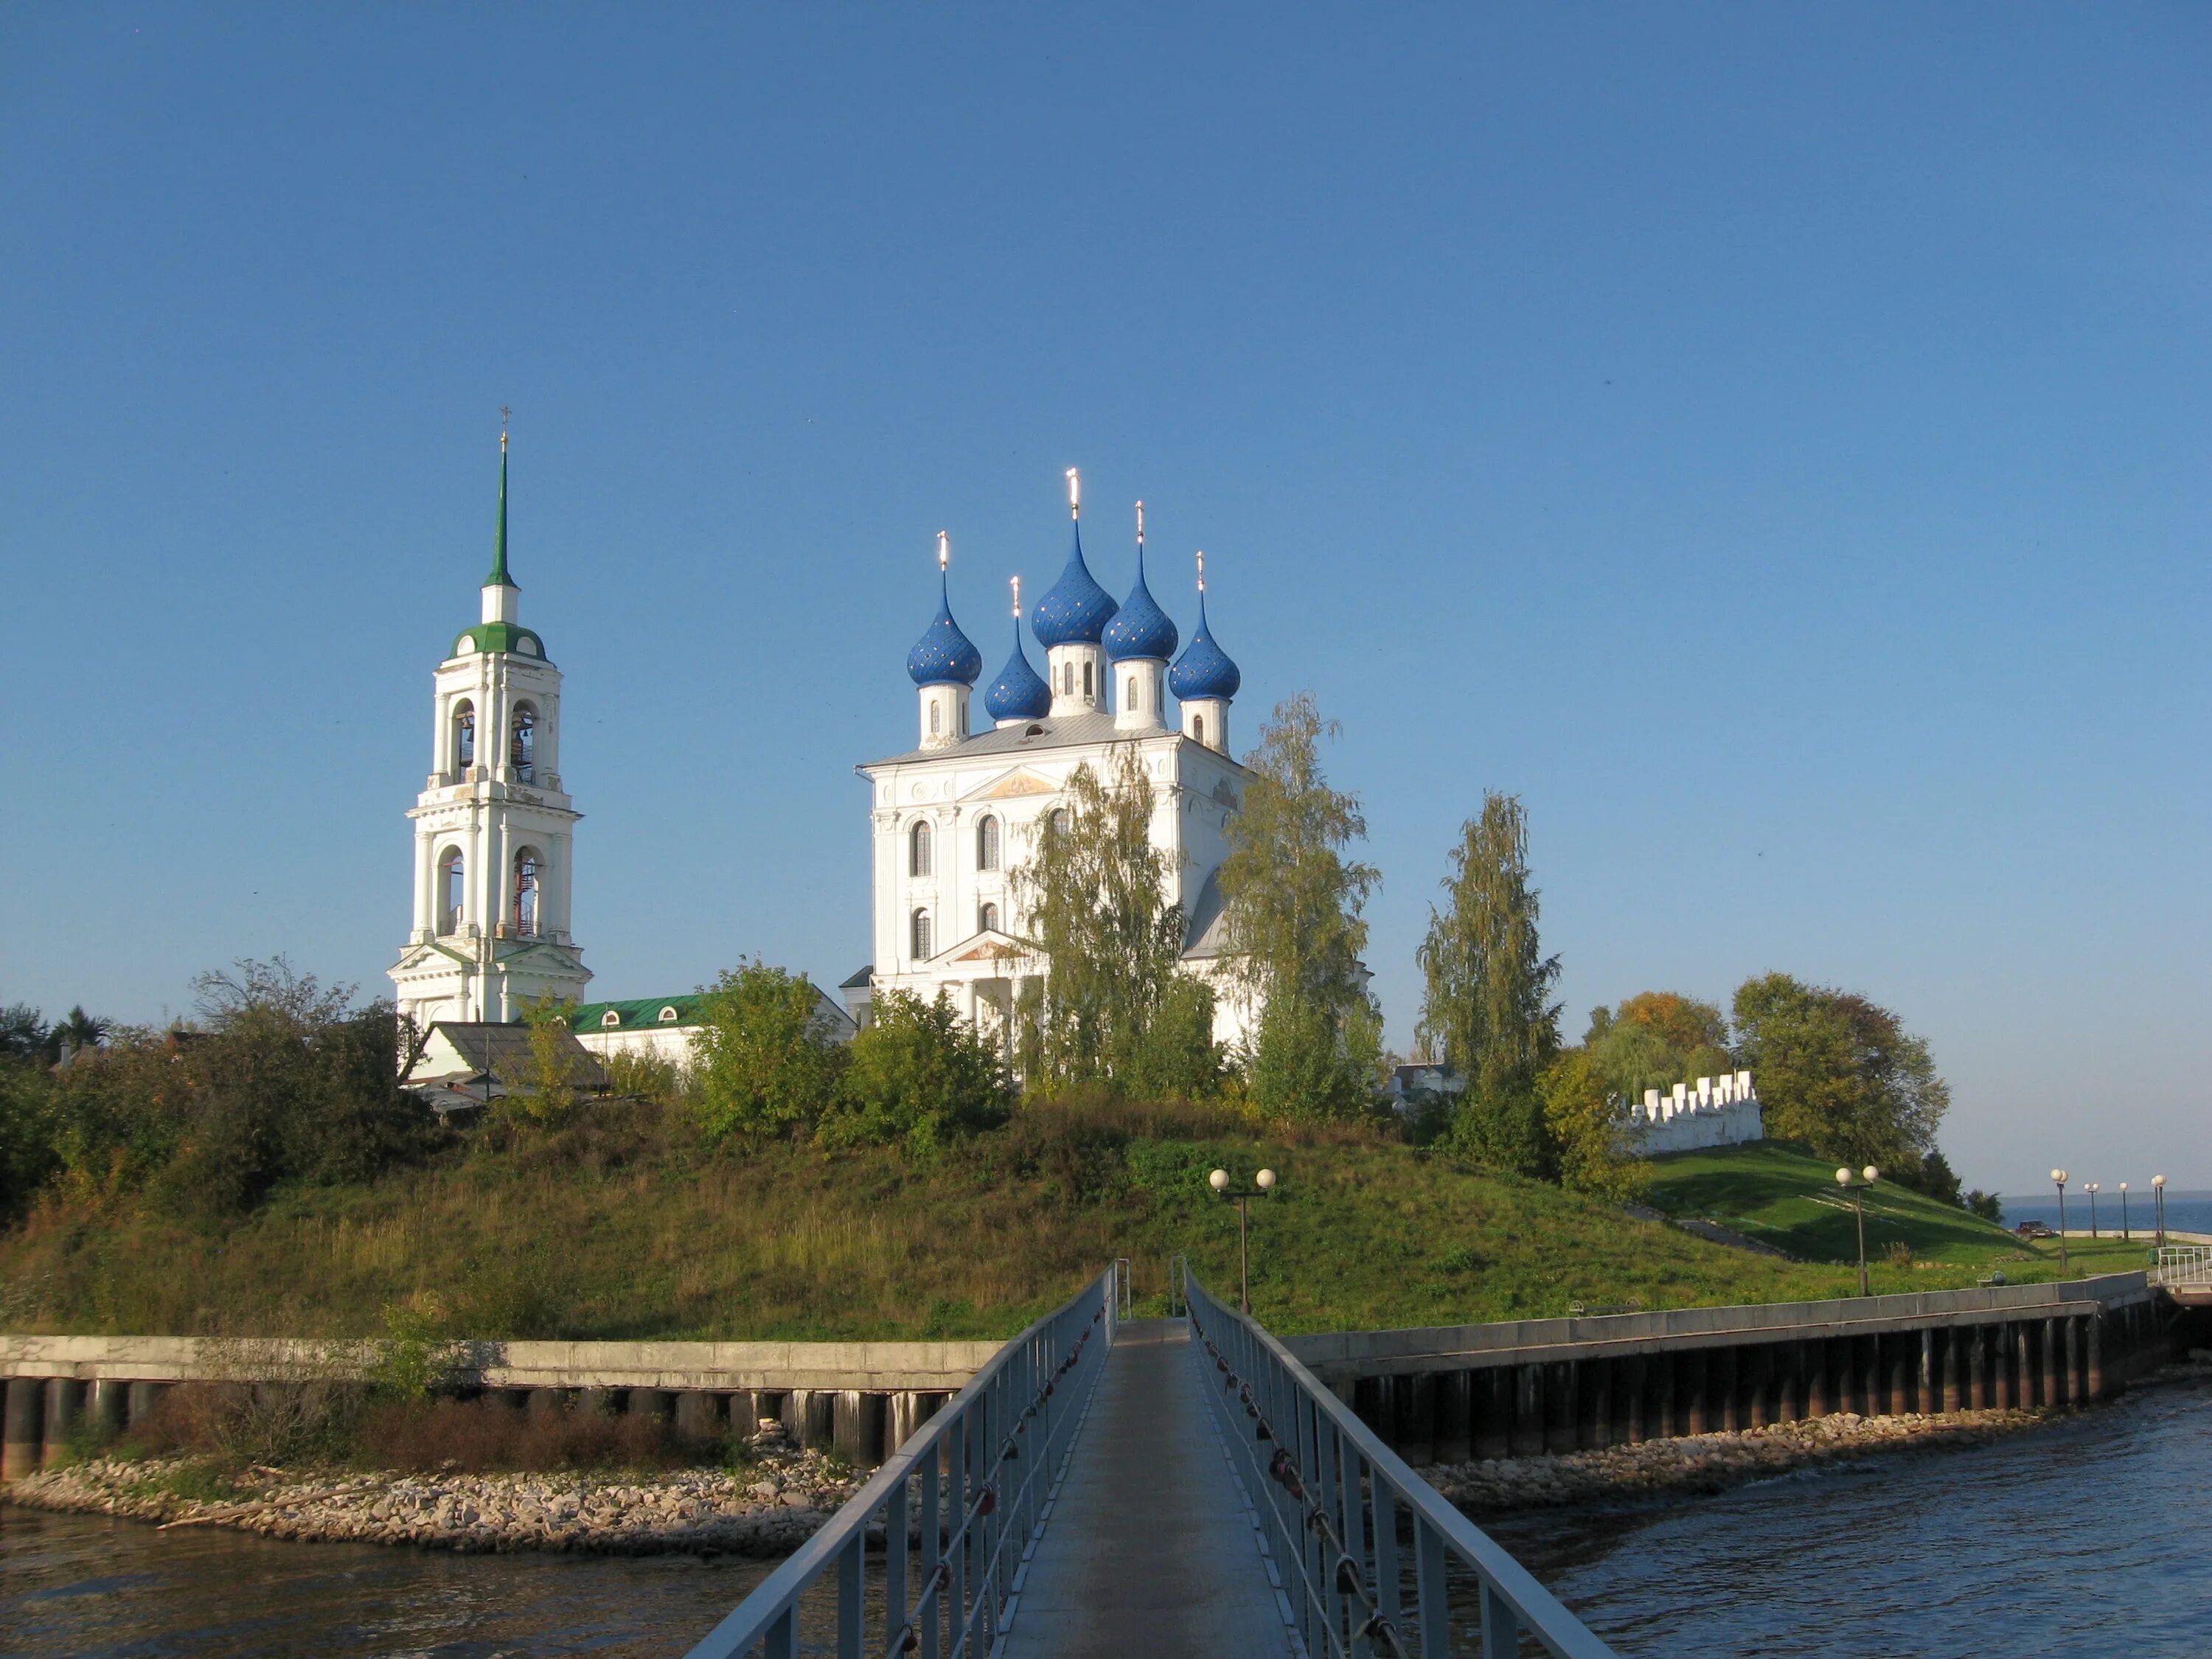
[967,767,1058,801]
[945,929,1026,964]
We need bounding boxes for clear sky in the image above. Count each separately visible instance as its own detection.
[2,5,2205,1194]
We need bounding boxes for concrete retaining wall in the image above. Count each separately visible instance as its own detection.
[1284,1273,2176,1467]
[0,1334,1001,1482]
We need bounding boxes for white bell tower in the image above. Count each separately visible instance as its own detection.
[389,422,591,1034]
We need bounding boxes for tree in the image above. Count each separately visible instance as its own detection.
[1537,1049,1649,1201]
[823,990,1012,1155]
[1013,745,1219,1098]
[512,995,585,1124]
[1731,973,1951,1174]
[690,960,846,1144]
[1217,693,1381,1121]
[1584,991,1733,1105]
[1416,793,1562,1175]
[0,1005,49,1062]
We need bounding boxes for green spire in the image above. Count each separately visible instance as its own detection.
[484,424,516,589]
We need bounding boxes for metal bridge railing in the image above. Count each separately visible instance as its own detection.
[685,1267,1119,1659]
[1186,1272,1615,1659]
[2152,1245,2212,1289]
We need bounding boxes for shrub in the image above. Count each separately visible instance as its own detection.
[691,961,846,1145]
[352,1396,692,1473]
[820,990,1011,1155]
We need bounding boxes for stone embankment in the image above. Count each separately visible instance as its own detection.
[1430,1405,2048,1513]
[2,1427,859,1557]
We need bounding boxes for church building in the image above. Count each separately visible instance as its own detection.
[388,431,592,1033]
[853,471,1256,1054]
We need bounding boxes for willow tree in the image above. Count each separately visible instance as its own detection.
[1014,745,1220,1098]
[1217,692,1382,1120]
[1417,792,1562,1175]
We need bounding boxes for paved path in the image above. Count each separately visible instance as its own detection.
[999,1318,1293,1659]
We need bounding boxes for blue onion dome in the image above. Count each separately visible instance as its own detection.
[1104,543,1179,663]
[984,614,1051,720]
[906,576,984,686]
[1030,522,1119,648]
[1169,588,1241,701]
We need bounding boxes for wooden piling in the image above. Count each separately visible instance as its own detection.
[1475,1368,1511,1461]
[1433,1370,1472,1464]
[2,1378,41,1481]
[1510,1364,1545,1457]
[41,1379,82,1469]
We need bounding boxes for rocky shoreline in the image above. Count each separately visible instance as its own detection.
[1,1427,860,1557]
[1429,1405,2053,1514]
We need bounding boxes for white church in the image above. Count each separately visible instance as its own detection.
[392,446,1257,1081]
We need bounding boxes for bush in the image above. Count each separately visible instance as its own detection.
[352,1396,696,1473]
[691,961,846,1145]
[820,991,1011,1155]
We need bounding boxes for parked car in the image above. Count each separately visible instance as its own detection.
[2014,1220,2055,1240]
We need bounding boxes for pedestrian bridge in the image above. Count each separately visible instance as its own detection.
[684,1267,1612,1659]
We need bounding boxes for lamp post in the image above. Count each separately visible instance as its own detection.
[1835,1165,1879,1297]
[2087,1182,2101,1239]
[2119,1182,2130,1242]
[2052,1170,2070,1274]
[1209,1166,1277,1315]
[2153,1175,2167,1249]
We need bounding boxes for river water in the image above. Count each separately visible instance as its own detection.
[5,1372,2208,1656]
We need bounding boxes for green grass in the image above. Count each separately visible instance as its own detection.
[1644,1141,2157,1284]
[0,1109,2157,1343]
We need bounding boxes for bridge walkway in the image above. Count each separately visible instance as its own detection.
[998,1317,1293,1659]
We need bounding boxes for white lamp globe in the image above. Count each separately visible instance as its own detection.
[2121,1182,2129,1192]
[1256,1169,1277,1192]
[1836,1167,1852,1186]
[1208,1169,1230,1192]
[2052,1169,2068,1185]
[2154,1175,2167,1189]
[1864,1166,1879,1183]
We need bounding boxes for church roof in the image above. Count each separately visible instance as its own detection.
[907,576,984,687]
[1103,542,1179,663]
[862,711,1248,771]
[450,622,552,663]
[1168,589,1240,702]
[420,1020,609,1089]
[1181,867,1233,959]
[983,615,1051,721]
[1030,523,1119,648]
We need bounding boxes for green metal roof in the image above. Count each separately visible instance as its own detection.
[450,622,551,663]
[573,995,709,1031]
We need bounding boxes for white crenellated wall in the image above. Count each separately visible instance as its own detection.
[1627,1069,1764,1155]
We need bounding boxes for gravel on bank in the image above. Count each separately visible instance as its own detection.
[1,1428,861,1557]
[1428,1406,2053,1514]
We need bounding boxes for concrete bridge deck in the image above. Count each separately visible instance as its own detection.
[1000,1318,1292,1659]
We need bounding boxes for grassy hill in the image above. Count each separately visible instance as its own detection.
[0,1107,2149,1342]
[1644,1141,2152,1279]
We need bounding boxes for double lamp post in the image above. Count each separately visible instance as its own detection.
[1209,1166,1276,1314]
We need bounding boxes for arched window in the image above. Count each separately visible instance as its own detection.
[1127,676,1138,710]
[1192,714,1205,745]
[976,815,1000,871]
[453,701,476,773]
[911,908,933,961]
[929,700,941,735]
[509,703,537,782]
[1048,808,1070,838]
[657,1005,680,1023]
[599,1009,622,1027]
[909,820,932,877]
[512,849,540,938]
[438,847,465,934]
[1082,661,1093,698]
[979,901,1000,934]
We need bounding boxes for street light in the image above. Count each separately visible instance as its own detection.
[2153,1175,2167,1249]
[2087,1182,2101,1239]
[2052,1170,2070,1274]
[1835,1165,1879,1297]
[1209,1166,1278,1315]
[2119,1182,2130,1242]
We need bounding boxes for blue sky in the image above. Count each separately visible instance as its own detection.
[2,6,2205,1193]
